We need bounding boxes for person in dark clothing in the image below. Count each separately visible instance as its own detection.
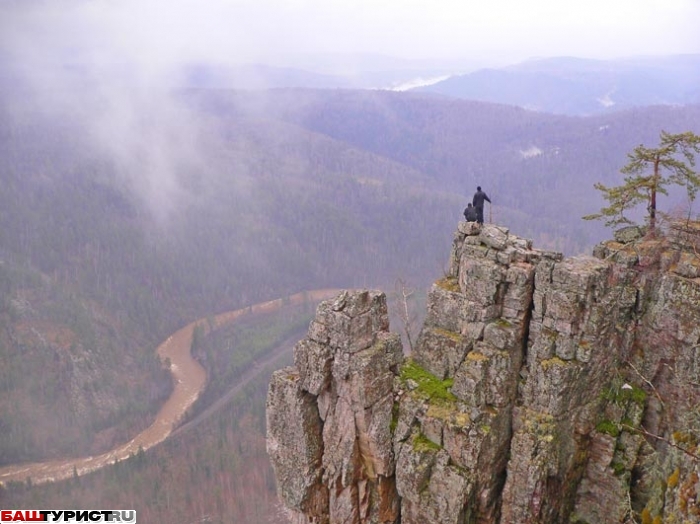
[472,186,491,224]
[463,203,478,222]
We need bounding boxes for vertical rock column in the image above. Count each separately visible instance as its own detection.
[590,230,700,523]
[500,253,639,523]
[397,223,550,523]
[267,290,403,524]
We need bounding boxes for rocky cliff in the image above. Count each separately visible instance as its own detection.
[266,221,700,524]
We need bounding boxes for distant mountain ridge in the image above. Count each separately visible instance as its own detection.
[412,54,700,115]
[175,54,700,114]
[4,52,697,115]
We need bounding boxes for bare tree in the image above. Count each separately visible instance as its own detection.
[394,278,418,353]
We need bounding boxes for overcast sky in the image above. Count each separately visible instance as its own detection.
[1,0,699,77]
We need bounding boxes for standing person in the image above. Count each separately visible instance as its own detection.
[472,186,491,224]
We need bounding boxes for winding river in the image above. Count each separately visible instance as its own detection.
[0,289,340,486]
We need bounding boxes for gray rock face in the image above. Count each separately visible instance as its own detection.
[267,290,403,524]
[266,368,327,520]
[614,225,646,244]
[267,222,700,524]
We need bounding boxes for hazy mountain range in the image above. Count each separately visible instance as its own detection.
[178,54,700,115]
[7,53,698,116]
[414,54,700,115]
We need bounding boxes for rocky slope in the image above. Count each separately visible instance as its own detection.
[266,221,700,523]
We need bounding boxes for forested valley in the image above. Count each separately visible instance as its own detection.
[1,84,699,521]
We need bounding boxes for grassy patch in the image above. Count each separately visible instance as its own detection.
[412,432,441,453]
[390,402,399,434]
[434,327,462,342]
[596,420,621,438]
[426,402,457,421]
[400,359,456,403]
[466,351,488,362]
[435,277,460,293]
[611,461,626,476]
[601,381,647,406]
[540,356,567,369]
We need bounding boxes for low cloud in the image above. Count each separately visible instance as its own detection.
[0,1,235,224]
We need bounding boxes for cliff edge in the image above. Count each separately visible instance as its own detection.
[267,221,700,524]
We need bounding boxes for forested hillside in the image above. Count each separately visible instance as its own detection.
[1,84,699,513]
[192,89,700,251]
[0,261,171,465]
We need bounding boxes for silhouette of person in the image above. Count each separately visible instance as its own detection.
[472,186,491,224]
[463,203,478,222]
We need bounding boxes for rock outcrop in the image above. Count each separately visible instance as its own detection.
[267,221,700,523]
[267,290,403,524]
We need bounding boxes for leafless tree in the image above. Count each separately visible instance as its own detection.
[394,278,418,353]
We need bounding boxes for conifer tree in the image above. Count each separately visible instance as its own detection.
[584,131,700,231]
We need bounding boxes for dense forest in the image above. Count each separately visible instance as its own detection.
[1,83,699,521]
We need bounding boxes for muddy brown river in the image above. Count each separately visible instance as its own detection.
[0,289,339,486]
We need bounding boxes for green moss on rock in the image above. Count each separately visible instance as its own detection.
[390,401,399,434]
[434,327,463,342]
[401,359,457,403]
[601,381,647,406]
[596,420,621,438]
[412,432,442,453]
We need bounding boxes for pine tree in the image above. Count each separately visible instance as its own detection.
[584,131,700,231]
